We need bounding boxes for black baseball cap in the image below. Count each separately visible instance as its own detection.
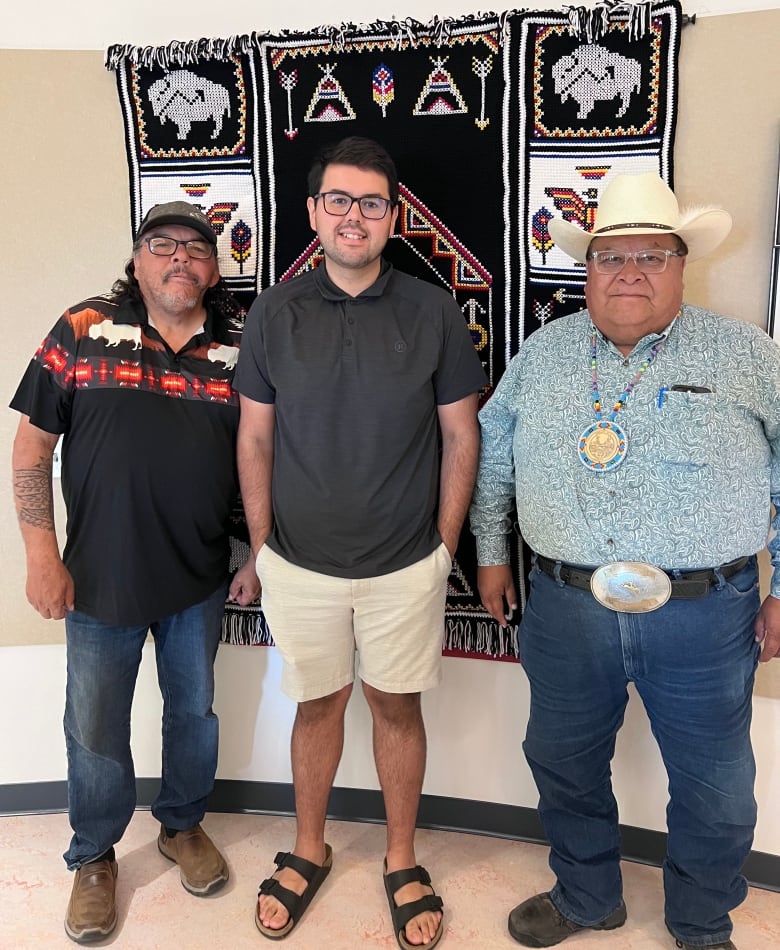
[136,201,217,245]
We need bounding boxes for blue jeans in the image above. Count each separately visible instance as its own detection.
[63,584,227,869]
[519,559,760,948]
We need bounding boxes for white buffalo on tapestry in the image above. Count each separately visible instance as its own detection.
[148,69,231,140]
[552,44,641,119]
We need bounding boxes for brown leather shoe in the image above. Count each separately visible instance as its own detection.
[508,892,627,947]
[158,823,228,896]
[64,857,118,944]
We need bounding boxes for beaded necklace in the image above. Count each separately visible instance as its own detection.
[577,329,666,471]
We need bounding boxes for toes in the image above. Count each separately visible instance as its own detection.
[258,896,289,930]
[404,911,441,945]
[388,877,443,946]
[403,917,426,946]
[258,865,308,931]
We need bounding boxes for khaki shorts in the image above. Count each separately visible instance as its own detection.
[256,542,452,702]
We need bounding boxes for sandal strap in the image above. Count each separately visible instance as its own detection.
[257,876,300,917]
[392,893,444,932]
[256,850,324,917]
[384,864,444,935]
[271,850,322,884]
[384,864,432,891]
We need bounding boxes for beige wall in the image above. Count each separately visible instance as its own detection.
[1,10,779,655]
[674,11,780,323]
[1,51,130,647]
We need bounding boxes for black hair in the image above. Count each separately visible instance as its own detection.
[307,136,399,205]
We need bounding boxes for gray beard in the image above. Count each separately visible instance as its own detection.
[156,287,200,313]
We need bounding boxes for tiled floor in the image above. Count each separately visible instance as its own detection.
[1,810,778,949]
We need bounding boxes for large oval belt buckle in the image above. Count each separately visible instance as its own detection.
[590,562,672,613]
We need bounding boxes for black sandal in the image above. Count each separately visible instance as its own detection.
[255,844,332,940]
[383,862,444,950]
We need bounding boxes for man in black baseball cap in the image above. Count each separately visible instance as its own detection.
[11,198,259,942]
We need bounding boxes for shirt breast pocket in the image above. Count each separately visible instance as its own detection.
[655,390,720,484]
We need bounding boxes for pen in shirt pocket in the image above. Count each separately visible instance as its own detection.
[657,384,713,408]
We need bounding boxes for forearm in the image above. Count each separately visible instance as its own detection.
[12,418,61,562]
[237,445,273,555]
[470,468,517,564]
[437,396,480,553]
[236,398,275,556]
[12,416,74,618]
[469,405,518,566]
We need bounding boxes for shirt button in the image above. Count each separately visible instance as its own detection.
[609,490,616,497]
[622,359,630,367]
[347,317,355,325]
[345,339,353,347]
[606,539,614,545]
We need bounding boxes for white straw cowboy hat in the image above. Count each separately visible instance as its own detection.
[548,172,732,263]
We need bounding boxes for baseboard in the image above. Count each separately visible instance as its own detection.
[2,778,778,891]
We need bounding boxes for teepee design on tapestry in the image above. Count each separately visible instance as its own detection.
[414,57,468,116]
[304,63,356,122]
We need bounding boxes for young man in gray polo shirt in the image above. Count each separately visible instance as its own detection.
[235,136,485,948]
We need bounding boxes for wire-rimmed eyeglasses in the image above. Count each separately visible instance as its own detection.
[141,236,216,260]
[587,248,686,274]
[313,191,395,220]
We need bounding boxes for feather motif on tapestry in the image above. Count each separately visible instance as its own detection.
[532,207,555,264]
[372,64,394,118]
[230,220,252,273]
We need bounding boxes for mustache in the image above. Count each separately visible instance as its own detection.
[163,266,201,286]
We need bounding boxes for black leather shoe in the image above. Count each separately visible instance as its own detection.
[508,892,627,947]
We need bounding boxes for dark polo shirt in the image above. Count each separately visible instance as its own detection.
[11,295,241,625]
[235,261,486,578]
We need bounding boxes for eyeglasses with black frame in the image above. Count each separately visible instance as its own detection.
[141,236,216,260]
[588,248,686,274]
[313,191,395,220]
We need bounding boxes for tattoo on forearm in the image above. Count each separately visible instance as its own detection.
[14,458,55,531]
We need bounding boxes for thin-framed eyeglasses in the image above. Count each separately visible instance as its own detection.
[141,236,216,260]
[588,248,686,274]
[313,191,394,220]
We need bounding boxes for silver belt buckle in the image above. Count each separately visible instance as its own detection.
[590,562,672,613]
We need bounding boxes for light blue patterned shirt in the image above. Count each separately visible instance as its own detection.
[470,304,780,597]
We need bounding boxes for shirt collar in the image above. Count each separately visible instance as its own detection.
[592,311,679,357]
[313,258,394,301]
[115,295,215,342]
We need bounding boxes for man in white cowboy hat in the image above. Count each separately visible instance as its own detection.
[470,171,780,950]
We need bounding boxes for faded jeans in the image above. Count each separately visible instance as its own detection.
[63,584,226,869]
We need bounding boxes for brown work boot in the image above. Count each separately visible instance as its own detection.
[508,892,626,947]
[158,823,228,896]
[64,857,118,944]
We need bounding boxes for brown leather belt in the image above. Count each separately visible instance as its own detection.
[535,555,750,600]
